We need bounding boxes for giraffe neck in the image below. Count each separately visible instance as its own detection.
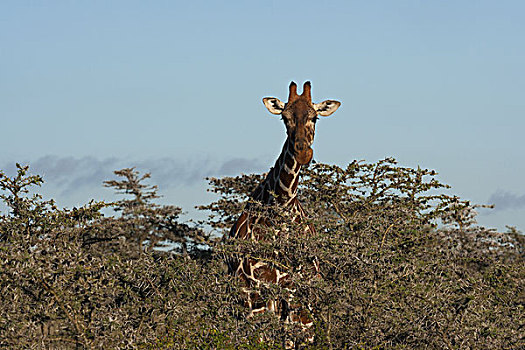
[251,138,302,207]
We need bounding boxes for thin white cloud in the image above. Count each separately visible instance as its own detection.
[488,191,525,212]
[1,155,267,195]
[217,157,265,176]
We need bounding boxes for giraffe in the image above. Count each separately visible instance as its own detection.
[227,81,341,338]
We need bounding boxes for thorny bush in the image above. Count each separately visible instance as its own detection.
[1,160,523,349]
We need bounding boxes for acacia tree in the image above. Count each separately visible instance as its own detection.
[102,168,208,255]
[200,158,524,348]
[0,160,523,349]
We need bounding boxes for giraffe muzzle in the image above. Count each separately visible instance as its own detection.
[295,147,313,165]
[293,139,313,165]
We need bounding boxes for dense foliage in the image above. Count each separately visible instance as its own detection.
[0,160,523,349]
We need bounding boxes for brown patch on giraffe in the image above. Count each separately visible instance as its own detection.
[284,153,298,171]
[279,170,295,188]
[233,212,249,240]
[255,265,278,283]
[261,188,270,203]
[252,185,263,201]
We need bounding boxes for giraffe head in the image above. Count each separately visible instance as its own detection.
[262,81,341,165]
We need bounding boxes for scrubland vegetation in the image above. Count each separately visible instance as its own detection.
[1,159,523,349]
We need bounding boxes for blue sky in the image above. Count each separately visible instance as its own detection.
[1,1,524,231]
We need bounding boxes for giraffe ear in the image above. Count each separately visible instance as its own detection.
[263,97,285,115]
[314,100,341,117]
